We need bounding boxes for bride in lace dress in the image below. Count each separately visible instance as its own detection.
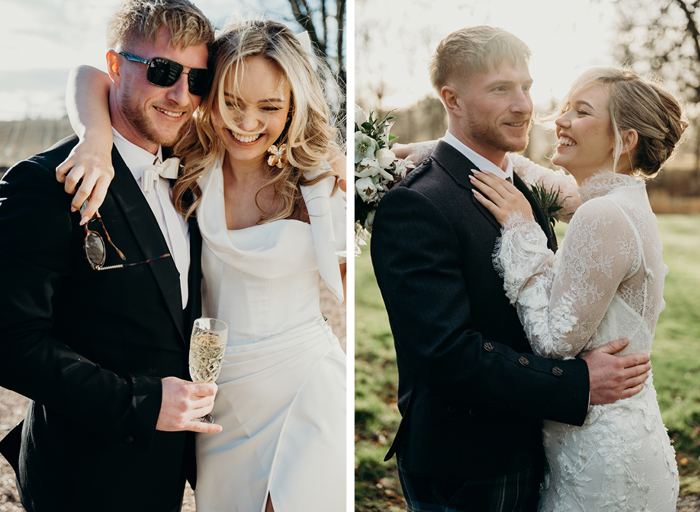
[468,67,686,511]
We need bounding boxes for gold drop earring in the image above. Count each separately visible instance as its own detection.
[267,143,288,168]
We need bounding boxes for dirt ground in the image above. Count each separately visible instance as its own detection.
[0,283,346,512]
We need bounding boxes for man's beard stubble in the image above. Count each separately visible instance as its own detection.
[466,111,531,154]
[121,83,191,149]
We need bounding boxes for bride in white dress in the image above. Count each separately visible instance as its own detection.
[469,67,685,511]
[58,19,346,512]
[180,22,346,512]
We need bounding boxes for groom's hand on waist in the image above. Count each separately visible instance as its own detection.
[156,377,222,434]
[583,338,652,405]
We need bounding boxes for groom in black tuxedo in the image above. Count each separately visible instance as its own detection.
[371,26,652,511]
[0,1,219,511]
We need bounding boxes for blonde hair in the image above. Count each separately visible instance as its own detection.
[430,26,531,92]
[107,0,214,51]
[173,19,340,220]
[551,67,688,178]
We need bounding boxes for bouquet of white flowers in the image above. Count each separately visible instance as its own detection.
[354,105,415,253]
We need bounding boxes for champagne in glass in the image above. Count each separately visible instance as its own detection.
[189,317,228,423]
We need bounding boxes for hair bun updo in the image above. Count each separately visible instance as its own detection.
[597,68,688,178]
[630,80,688,177]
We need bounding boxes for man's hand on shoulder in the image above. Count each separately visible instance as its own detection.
[583,338,651,405]
[157,377,222,434]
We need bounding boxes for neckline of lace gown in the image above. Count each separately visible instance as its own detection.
[578,170,642,204]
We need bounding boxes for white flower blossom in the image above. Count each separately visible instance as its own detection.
[355,104,368,125]
[355,176,379,202]
[394,158,415,179]
[356,158,394,181]
[376,148,396,168]
[355,132,377,163]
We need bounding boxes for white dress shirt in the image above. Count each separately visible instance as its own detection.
[112,128,190,308]
[443,130,514,182]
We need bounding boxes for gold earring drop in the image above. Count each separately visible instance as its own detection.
[267,144,288,168]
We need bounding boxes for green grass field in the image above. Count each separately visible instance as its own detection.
[355,214,700,510]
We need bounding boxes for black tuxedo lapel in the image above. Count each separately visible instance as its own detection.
[108,146,186,342]
[185,213,202,337]
[430,141,501,231]
[432,141,559,251]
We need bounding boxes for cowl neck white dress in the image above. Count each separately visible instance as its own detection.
[193,157,346,512]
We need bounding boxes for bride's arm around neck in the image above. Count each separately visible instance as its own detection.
[56,65,114,223]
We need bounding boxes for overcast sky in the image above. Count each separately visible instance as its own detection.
[0,0,308,120]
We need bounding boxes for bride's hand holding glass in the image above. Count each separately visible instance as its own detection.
[469,169,534,225]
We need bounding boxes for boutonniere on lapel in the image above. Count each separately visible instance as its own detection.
[528,181,571,240]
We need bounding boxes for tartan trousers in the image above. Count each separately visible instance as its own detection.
[397,457,543,512]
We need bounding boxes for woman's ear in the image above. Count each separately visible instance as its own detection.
[620,129,638,156]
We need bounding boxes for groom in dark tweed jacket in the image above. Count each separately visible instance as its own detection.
[371,26,652,511]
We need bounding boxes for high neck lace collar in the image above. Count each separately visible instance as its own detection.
[578,170,642,204]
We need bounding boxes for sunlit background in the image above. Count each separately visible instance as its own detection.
[355,0,700,196]
[0,0,344,120]
[0,0,345,177]
[356,0,617,111]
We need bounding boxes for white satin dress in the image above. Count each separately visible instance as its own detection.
[193,159,347,512]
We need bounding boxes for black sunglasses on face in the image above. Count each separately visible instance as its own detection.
[118,51,209,96]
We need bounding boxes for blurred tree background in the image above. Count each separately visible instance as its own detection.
[612,0,700,197]
[356,0,700,212]
[283,0,347,135]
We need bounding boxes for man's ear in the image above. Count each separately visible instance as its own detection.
[620,129,639,156]
[106,50,121,82]
[440,85,462,116]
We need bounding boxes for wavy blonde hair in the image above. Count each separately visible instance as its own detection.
[549,67,688,179]
[173,19,340,220]
[107,0,214,51]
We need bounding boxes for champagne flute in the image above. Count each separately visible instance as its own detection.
[189,317,228,423]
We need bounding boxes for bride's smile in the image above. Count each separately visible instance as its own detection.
[552,83,619,184]
[213,55,291,170]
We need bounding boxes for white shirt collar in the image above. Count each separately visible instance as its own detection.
[443,130,513,181]
[112,127,163,182]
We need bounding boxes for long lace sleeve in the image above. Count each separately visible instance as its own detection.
[390,140,439,165]
[510,153,581,223]
[495,198,640,359]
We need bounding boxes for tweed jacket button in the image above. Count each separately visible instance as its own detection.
[422,158,431,165]
[518,356,530,367]
[483,342,494,352]
[447,404,457,414]
[552,366,564,377]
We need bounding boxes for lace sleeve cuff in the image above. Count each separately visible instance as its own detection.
[406,140,439,164]
[494,212,554,305]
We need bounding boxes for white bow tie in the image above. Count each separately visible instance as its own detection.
[141,157,180,193]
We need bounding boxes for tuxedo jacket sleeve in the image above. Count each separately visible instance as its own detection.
[0,138,162,448]
[371,142,589,479]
